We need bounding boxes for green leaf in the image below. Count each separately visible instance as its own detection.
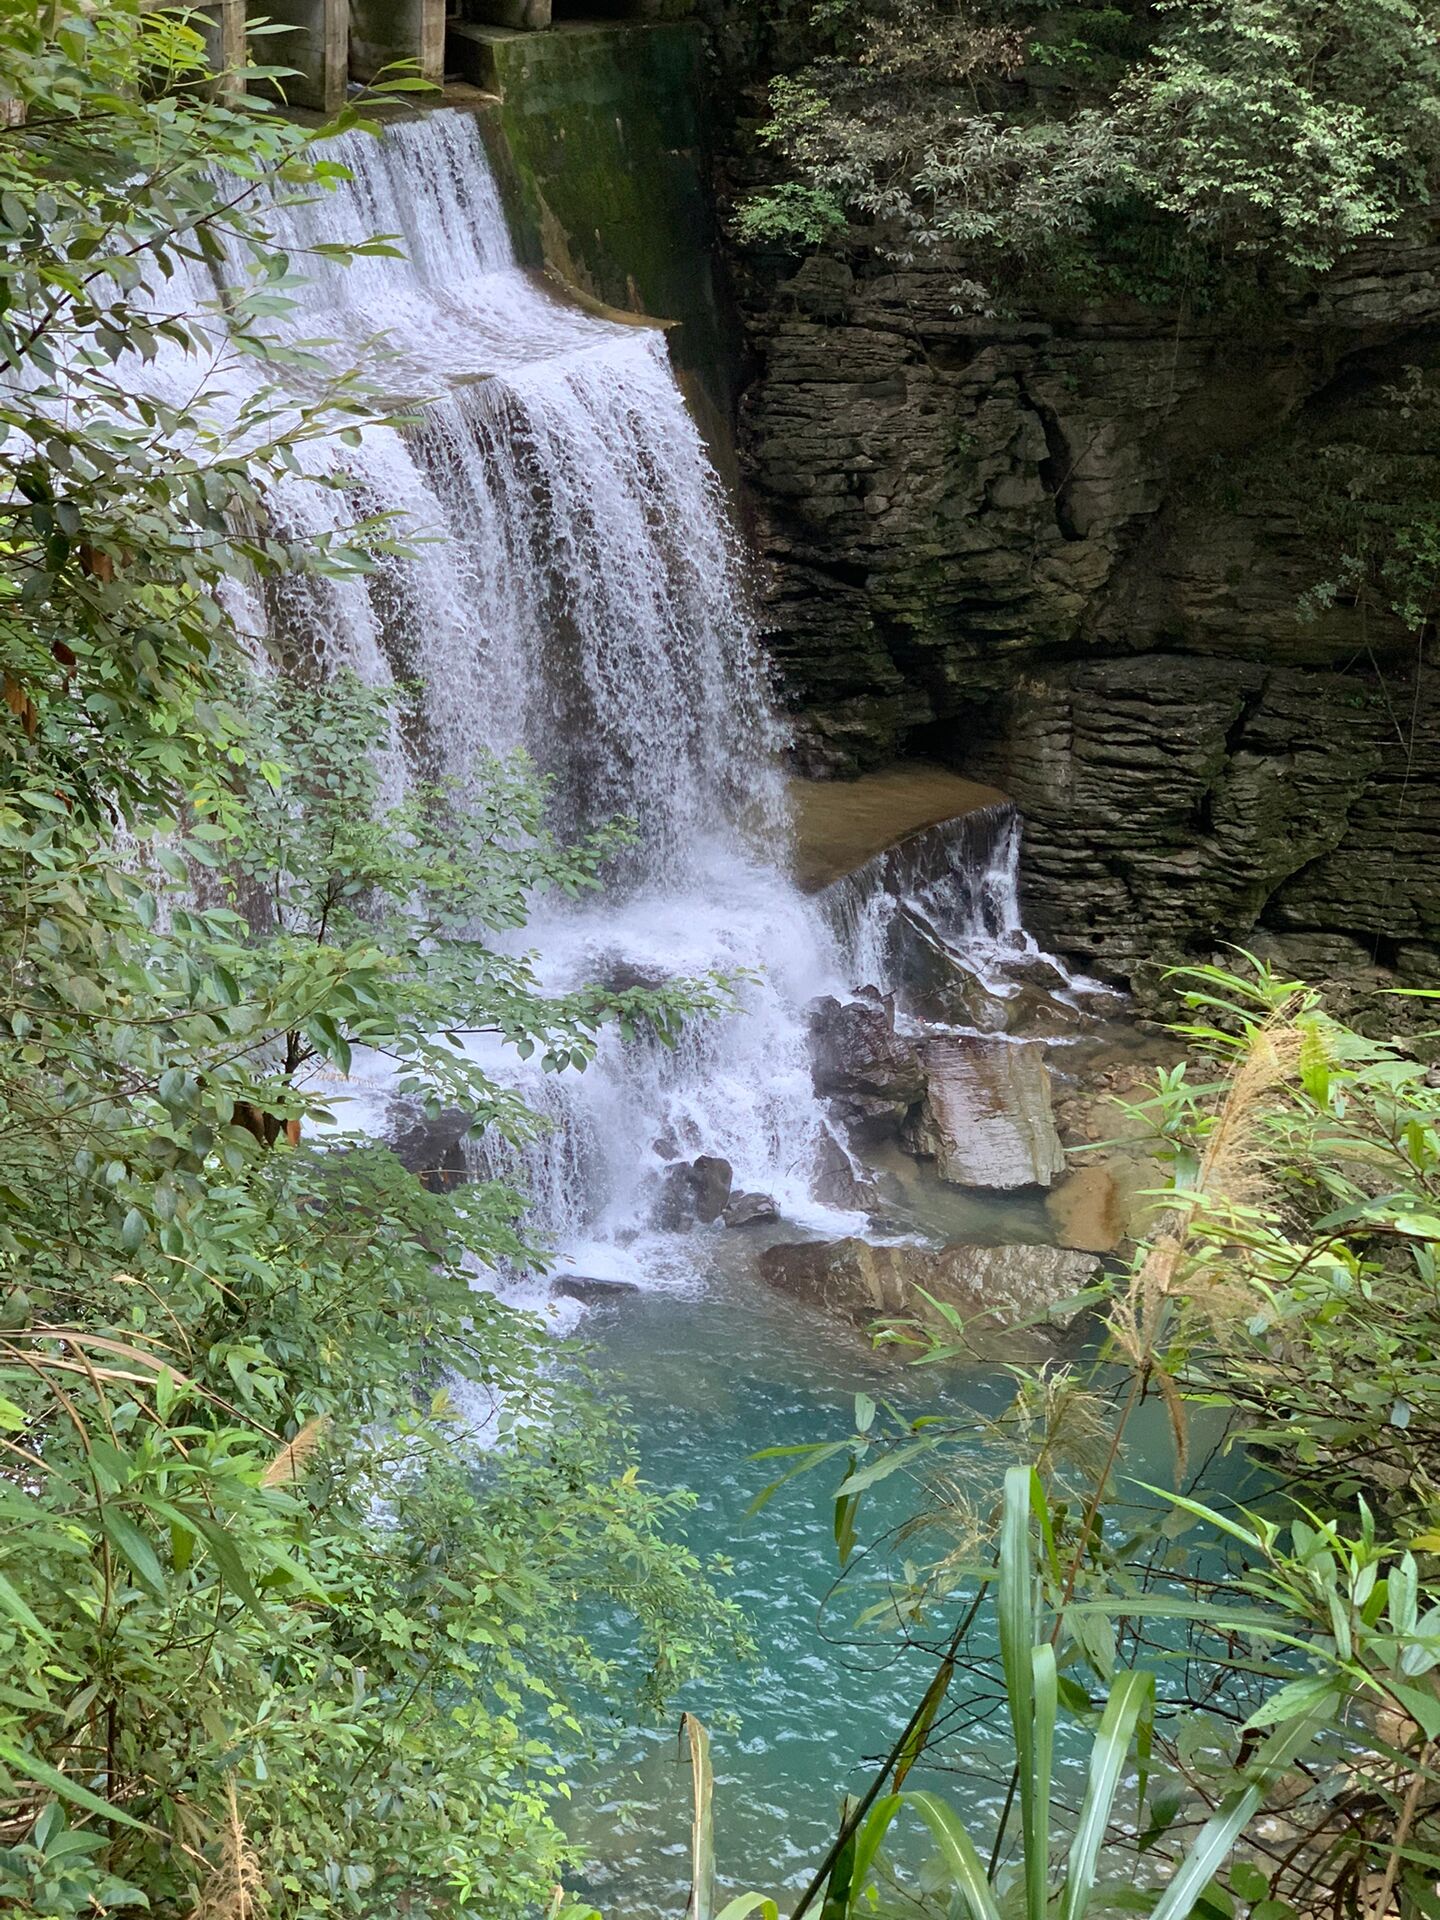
[1062,1670,1153,1920]
[0,1735,145,1831]
[99,1509,166,1600]
[0,1569,53,1642]
[900,1790,1002,1920]
[188,1513,263,1616]
[893,1658,956,1793]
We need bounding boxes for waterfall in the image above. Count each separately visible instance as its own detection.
[225,109,861,1285]
[111,108,1063,1293]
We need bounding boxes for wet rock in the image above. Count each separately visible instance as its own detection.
[722,1190,779,1227]
[928,1242,1101,1327]
[759,1238,909,1317]
[591,955,671,996]
[385,1100,472,1194]
[884,911,1013,1033]
[808,989,925,1140]
[812,1127,881,1210]
[654,1154,734,1228]
[758,1236,1099,1345]
[552,1275,641,1304]
[905,1036,1065,1189]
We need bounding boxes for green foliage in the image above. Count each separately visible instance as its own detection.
[738,0,1440,306]
[1132,959,1440,1527]
[1130,0,1440,271]
[743,960,1440,1919]
[0,665,748,1917]
[0,6,747,1914]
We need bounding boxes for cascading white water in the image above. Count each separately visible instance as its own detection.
[231,109,867,1285]
[91,108,1062,1294]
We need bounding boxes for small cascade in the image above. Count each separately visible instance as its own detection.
[823,804,1024,991]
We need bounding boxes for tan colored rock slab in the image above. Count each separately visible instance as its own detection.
[757,1236,1100,1348]
[789,763,1008,891]
[1046,1164,1126,1253]
[908,1036,1065,1189]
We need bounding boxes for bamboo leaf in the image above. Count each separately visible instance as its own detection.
[900,1790,1003,1920]
[1061,1669,1153,1920]
[893,1659,955,1791]
[820,1798,858,1920]
[0,1569,52,1642]
[1029,1643,1057,1920]
[999,1467,1037,1906]
[850,1793,901,1898]
[188,1511,263,1616]
[0,1735,145,1831]
[1149,1709,1331,1920]
[99,1509,166,1600]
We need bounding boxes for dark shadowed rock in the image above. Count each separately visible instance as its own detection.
[904,1036,1064,1188]
[722,1190,779,1227]
[552,1275,641,1304]
[733,228,1440,1002]
[808,989,926,1140]
[811,1127,881,1210]
[654,1154,734,1228]
[385,1101,472,1194]
[758,1236,1099,1348]
[591,956,672,996]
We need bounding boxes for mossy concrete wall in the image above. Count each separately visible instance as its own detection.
[460,23,741,444]
[349,0,445,82]
[252,0,345,110]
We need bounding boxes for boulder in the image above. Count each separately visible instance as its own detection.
[905,1036,1065,1189]
[1045,1165,1127,1254]
[385,1101,472,1194]
[758,1236,1100,1347]
[759,1238,910,1318]
[654,1154,734,1228]
[723,1190,780,1228]
[808,989,926,1140]
[552,1275,641,1304]
[929,1242,1099,1326]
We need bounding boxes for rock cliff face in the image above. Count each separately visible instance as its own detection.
[730,238,1440,995]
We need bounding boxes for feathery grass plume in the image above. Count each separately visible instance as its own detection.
[189,1780,264,1920]
[1109,1007,1306,1481]
[1194,1015,1305,1212]
[260,1414,330,1488]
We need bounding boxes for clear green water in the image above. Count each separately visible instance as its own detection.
[561,1258,1246,1919]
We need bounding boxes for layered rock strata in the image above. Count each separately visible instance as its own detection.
[731,241,1440,994]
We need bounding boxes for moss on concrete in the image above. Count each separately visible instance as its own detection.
[457,22,740,438]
